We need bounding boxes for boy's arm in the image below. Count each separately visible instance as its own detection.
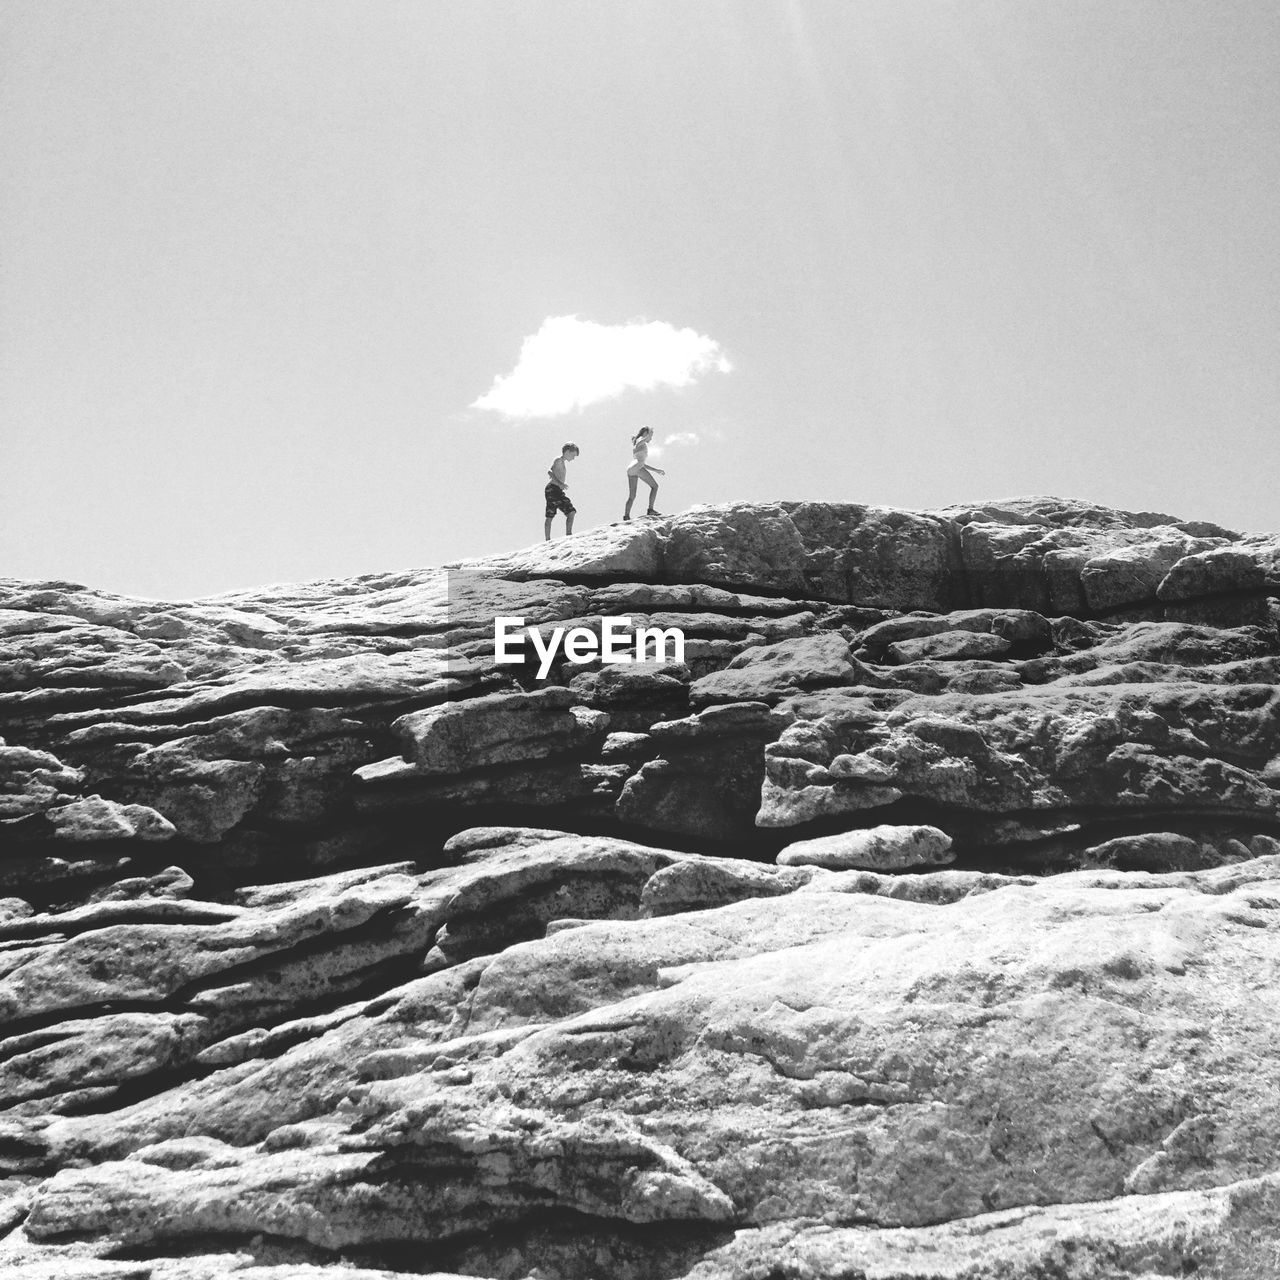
[549,457,567,486]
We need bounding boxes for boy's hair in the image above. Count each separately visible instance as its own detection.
[562,442,579,455]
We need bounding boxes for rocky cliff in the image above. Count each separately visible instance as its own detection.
[2,497,1280,1279]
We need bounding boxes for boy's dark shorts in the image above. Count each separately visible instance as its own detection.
[544,483,575,519]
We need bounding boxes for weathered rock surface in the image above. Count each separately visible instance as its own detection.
[2,496,1280,1277]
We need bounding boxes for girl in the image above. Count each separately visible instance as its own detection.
[623,425,665,520]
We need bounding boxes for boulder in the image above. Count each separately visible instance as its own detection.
[777,823,954,870]
[1158,544,1269,601]
[391,687,593,774]
[690,632,860,706]
[1079,533,1225,611]
[0,743,83,820]
[886,630,1012,664]
[615,703,790,841]
[760,681,1280,839]
[1083,831,1207,871]
[567,661,690,733]
[45,797,175,842]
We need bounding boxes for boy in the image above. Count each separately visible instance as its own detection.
[544,442,579,540]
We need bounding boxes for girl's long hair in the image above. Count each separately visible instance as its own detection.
[631,426,652,446]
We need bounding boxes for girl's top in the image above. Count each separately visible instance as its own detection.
[632,440,648,465]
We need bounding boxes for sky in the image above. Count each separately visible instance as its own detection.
[3,0,1278,600]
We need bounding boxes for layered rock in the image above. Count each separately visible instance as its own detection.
[4,834,1280,1277]
[2,496,1280,1277]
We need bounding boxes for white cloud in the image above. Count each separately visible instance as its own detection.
[472,316,732,418]
[664,431,701,448]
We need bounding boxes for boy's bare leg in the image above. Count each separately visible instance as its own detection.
[565,513,574,535]
[544,517,553,540]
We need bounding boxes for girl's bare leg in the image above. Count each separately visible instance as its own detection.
[624,475,639,519]
[642,471,659,513]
